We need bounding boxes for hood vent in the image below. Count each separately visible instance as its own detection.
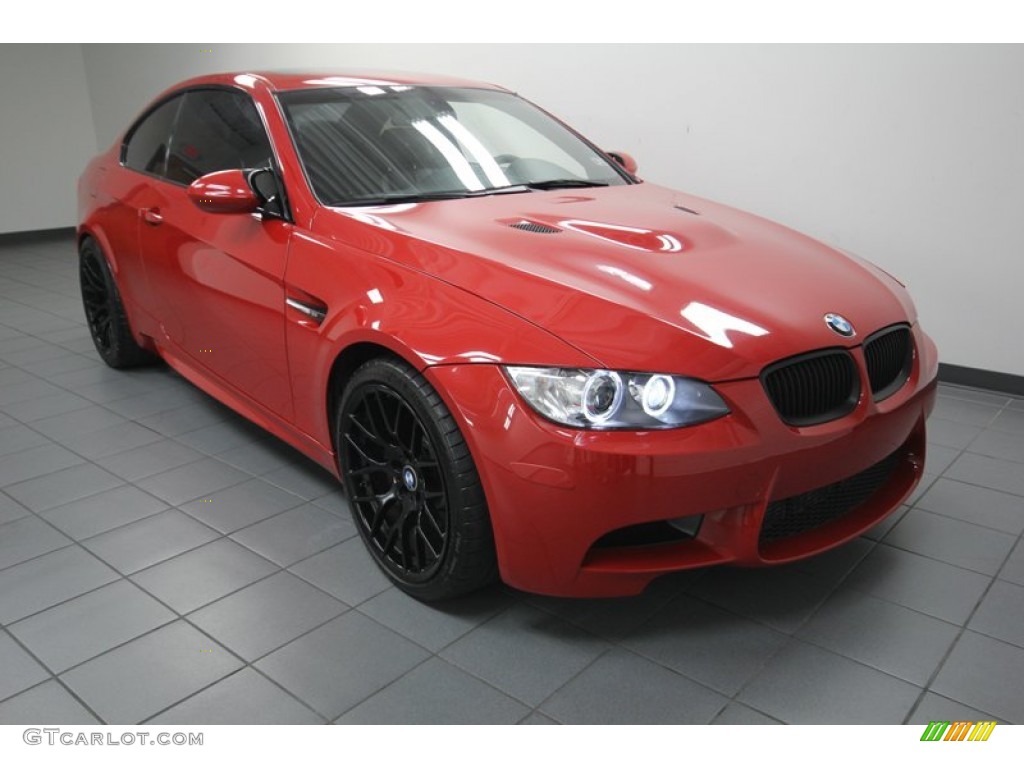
[509,220,562,234]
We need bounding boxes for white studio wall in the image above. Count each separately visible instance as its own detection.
[9,44,1024,379]
[0,44,98,235]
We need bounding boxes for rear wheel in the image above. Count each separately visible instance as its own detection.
[79,238,152,369]
[336,358,497,601]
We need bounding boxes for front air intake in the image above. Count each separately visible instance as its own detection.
[760,449,902,544]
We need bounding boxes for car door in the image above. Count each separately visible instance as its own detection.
[136,88,294,420]
[106,94,186,330]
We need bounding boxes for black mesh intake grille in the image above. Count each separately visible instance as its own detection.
[761,350,859,426]
[760,449,902,544]
[864,325,913,401]
[509,221,561,234]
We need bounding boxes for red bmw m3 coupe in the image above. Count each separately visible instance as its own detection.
[77,71,938,600]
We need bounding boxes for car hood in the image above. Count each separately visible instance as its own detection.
[316,183,915,380]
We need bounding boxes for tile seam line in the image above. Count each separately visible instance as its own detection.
[900,511,1024,725]
[0,625,107,725]
[8,539,358,688]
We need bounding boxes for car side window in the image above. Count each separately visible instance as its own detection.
[166,89,274,185]
[123,96,183,177]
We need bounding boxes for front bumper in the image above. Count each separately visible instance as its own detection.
[426,326,939,597]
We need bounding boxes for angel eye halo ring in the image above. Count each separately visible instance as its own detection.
[504,366,729,429]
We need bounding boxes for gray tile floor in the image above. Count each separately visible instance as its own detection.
[1,233,1023,725]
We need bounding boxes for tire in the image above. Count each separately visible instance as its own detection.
[79,238,153,369]
[336,357,497,601]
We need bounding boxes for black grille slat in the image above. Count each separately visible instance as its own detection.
[760,449,902,544]
[864,325,912,401]
[762,325,914,424]
[762,350,859,426]
[509,221,561,234]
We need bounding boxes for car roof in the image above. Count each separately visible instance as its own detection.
[168,70,508,94]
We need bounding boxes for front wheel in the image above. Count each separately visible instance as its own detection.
[336,358,497,601]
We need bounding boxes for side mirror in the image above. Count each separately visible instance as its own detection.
[607,151,638,175]
[248,168,286,219]
[187,169,259,214]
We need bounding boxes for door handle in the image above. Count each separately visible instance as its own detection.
[142,208,164,225]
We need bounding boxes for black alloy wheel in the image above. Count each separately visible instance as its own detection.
[79,239,152,369]
[337,358,497,601]
[80,245,113,353]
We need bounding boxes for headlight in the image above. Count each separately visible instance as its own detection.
[504,366,729,429]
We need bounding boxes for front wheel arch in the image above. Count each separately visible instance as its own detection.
[333,356,498,600]
[326,342,409,460]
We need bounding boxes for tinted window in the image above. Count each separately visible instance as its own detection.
[123,96,182,176]
[166,90,273,185]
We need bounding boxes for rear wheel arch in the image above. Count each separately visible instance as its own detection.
[78,228,120,276]
[78,230,155,355]
[79,236,154,369]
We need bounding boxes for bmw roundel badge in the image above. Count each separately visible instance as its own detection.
[824,313,855,337]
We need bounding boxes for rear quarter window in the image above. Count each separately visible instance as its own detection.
[165,89,273,185]
[123,96,183,177]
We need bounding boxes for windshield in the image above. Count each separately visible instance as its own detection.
[277,85,630,206]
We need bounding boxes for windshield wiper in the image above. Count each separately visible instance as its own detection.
[334,186,534,206]
[335,191,478,206]
[333,180,608,206]
[523,179,610,190]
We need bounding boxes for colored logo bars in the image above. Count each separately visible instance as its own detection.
[920,721,997,742]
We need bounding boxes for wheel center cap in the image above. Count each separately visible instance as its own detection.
[401,465,418,492]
